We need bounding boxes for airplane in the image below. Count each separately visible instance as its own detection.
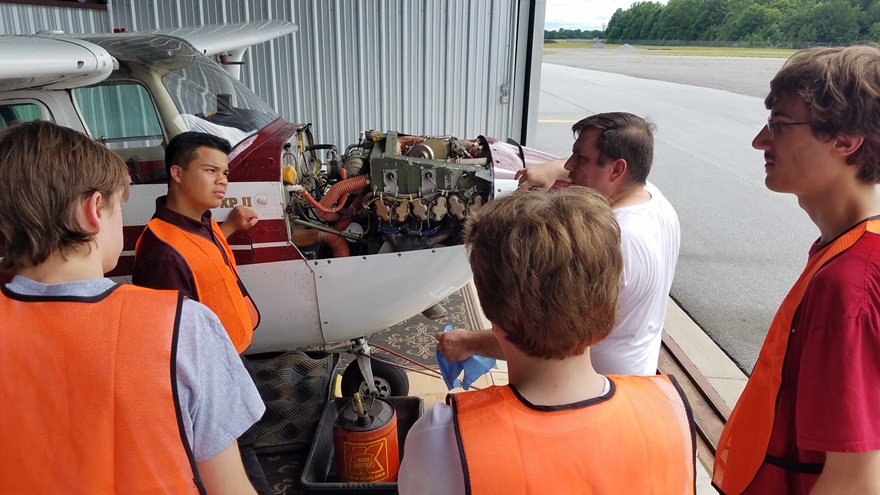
[0,20,553,397]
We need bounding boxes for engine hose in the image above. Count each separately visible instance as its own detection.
[290,218,361,242]
[319,230,350,257]
[333,217,354,232]
[383,221,457,252]
[298,174,368,221]
[320,173,365,210]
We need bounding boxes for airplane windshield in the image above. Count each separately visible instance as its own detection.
[82,34,281,148]
[163,57,280,147]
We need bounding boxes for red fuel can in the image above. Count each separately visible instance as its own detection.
[332,394,400,483]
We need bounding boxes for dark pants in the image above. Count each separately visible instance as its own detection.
[240,355,273,495]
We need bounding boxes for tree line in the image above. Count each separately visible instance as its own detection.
[545,28,606,40]
[602,0,879,45]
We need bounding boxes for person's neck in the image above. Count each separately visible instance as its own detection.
[610,182,650,208]
[165,191,207,222]
[503,341,605,406]
[17,249,105,284]
[799,181,880,245]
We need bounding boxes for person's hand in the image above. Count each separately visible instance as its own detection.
[435,329,476,363]
[226,206,259,231]
[513,158,569,190]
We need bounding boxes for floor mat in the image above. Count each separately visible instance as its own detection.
[250,351,339,455]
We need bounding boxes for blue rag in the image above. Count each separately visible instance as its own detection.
[436,325,496,391]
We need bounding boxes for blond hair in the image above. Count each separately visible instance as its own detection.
[466,186,623,360]
[0,121,129,270]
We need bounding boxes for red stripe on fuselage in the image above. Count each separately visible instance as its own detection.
[107,244,303,279]
[123,219,289,251]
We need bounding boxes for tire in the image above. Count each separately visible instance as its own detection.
[340,360,410,398]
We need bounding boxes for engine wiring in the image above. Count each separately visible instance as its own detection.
[285,130,492,259]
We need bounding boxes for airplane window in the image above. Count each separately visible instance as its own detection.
[74,82,164,149]
[163,56,279,147]
[0,103,48,129]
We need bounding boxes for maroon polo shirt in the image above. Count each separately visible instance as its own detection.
[132,196,231,301]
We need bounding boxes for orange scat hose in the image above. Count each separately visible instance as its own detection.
[298,174,369,222]
[321,217,353,257]
[320,231,350,257]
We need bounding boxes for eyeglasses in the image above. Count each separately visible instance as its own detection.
[766,118,812,138]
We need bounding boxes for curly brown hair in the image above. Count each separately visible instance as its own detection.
[0,121,129,270]
[466,186,623,360]
[766,44,880,183]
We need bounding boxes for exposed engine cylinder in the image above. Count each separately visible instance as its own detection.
[284,129,494,260]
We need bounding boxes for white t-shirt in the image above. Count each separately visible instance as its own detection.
[398,378,612,495]
[590,182,680,376]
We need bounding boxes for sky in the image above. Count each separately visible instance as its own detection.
[544,0,665,32]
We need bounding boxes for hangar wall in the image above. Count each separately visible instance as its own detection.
[1,0,541,148]
[0,3,108,35]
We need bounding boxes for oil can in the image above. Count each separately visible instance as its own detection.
[332,394,400,483]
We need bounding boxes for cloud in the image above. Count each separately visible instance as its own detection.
[545,0,666,31]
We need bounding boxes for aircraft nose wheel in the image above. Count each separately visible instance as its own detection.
[340,359,410,398]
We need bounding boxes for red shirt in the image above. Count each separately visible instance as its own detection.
[132,196,231,300]
[746,232,880,493]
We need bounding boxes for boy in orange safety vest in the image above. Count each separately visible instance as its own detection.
[713,46,880,494]
[132,131,270,494]
[0,121,263,494]
[398,186,696,494]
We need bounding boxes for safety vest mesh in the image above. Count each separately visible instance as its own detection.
[713,219,880,494]
[0,284,201,494]
[451,375,696,494]
[138,217,259,353]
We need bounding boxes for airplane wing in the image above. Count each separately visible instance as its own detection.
[0,36,115,91]
[145,19,297,56]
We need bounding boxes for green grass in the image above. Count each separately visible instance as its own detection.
[543,40,795,58]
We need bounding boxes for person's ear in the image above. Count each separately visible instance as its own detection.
[169,164,184,184]
[81,191,103,232]
[608,158,628,182]
[831,132,864,159]
[490,322,509,338]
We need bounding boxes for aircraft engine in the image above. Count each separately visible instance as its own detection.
[283,130,494,259]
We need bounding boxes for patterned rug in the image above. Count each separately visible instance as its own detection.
[339,281,488,370]
[257,282,487,494]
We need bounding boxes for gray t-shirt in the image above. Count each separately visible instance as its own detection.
[6,276,266,462]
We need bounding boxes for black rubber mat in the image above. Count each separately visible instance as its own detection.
[250,351,339,454]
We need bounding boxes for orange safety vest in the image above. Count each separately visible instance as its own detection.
[452,375,696,494]
[0,284,202,494]
[713,219,880,494]
[138,217,260,354]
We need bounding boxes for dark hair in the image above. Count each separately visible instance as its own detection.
[0,121,129,270]
[766,44,880,183]
[466,186,623,359]
[164,132,232,181]
[572,112,656,185]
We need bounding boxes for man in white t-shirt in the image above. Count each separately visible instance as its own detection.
[437,112,680,376]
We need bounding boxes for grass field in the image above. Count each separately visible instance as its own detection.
[543,40,796,58]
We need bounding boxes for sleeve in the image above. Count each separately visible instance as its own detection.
[398,402,467,495]
[795,264,880,452]
[174,299,266,461]
[132,230,198,300]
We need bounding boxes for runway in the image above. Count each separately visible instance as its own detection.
[532,56,815,372]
